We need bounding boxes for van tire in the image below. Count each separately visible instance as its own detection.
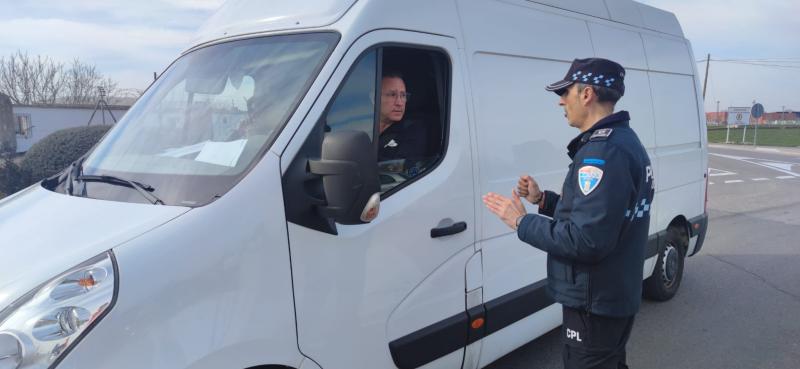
[643,227,686,301]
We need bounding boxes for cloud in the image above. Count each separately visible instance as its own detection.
[1,0,225,30]
[0,18,195,89]
[639,0,799,56]
[639,0,800,111]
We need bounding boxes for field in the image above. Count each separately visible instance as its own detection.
[707,126,800,147]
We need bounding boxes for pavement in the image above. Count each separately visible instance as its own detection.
[486,144,800,369]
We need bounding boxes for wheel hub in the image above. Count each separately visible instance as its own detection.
[661,244,679,286]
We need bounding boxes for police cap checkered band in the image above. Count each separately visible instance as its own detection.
[545,58,626,96]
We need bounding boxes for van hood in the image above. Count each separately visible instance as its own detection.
[0,185,189,310]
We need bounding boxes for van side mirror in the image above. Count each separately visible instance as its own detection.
[308,130,380,224]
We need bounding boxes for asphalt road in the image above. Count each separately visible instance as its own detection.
[486,144,800,369]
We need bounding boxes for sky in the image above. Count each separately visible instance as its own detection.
[1,0,798,112]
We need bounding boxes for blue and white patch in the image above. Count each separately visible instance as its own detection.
[578,165,604,195]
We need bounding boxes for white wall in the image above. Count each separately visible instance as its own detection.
[12,105,128,153]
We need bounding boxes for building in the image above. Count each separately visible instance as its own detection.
[11,103,129,153]
[705,110,799,125]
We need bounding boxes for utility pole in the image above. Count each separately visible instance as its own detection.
[702,53,710,99]
[783,105,786,123]
[716,100,720,124]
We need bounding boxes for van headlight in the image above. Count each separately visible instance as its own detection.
[0,251,117,369]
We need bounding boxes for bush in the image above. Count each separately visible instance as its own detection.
[0,157,28,196]
[19,125,112,184]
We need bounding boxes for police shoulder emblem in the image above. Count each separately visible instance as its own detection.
[590,128,613,140]
[578,165,604,195]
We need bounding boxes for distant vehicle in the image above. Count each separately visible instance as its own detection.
[0,0,708,368]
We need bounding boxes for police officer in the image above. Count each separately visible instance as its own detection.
[483,58,654,369]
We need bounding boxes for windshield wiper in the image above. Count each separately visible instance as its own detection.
[65,155,88,196]
[76,175,164,205]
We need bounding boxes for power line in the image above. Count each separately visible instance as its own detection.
[716,61,800,70]
[694,58,800,70]
[695,57,800,62]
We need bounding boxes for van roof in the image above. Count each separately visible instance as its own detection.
[190,0,357,50]
[189,0,682,51]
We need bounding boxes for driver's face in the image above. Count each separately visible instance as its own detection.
[380,77,407,123]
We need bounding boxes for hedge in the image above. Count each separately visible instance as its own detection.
[0,158,27,197]
[18,125,112,186]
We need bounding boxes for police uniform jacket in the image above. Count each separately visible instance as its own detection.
[517,111,654,318]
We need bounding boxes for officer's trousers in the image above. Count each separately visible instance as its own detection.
[561,305,635,369]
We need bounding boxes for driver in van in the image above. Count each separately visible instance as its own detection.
[377,72,429,178]
[482,58,654,369]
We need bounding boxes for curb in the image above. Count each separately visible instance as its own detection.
[709,143,800,157]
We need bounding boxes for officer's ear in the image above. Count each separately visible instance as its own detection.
[579,85,595,106]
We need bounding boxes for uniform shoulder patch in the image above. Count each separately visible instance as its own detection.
[577,165,604,195]
[589,128,613,141]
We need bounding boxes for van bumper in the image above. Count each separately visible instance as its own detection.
[687,212,709,256]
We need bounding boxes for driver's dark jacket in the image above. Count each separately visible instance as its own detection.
[516,111,654,318]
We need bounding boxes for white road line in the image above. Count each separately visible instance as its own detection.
[724,180,744,184]
[708,168,737,177]
[755,161,796,172]
[752,178,770,181]
[776,176,795,179]
[710,153,800,177]
[709,182,715,185]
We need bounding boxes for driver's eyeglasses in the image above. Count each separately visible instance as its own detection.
[382,91,411,101]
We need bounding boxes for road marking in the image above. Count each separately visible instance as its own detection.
[776,176,795,179]
[708,168,737,177]
[724,180,744,184]
[709,182,715,185]
[755,161,796,172]
[710,153,800,177]
[752,178,770,181]
[756,147,780,153]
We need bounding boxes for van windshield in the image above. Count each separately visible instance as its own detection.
[77,33,337,206]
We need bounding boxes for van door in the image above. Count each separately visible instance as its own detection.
[281,31,475,369]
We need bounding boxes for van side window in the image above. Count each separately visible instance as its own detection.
[326,50,377,140]
[283,45,450,233]
[322,46,450,195]
[376,47,449,194]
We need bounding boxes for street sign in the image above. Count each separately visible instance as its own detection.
[727,107,751,126]
[751,103,764,119]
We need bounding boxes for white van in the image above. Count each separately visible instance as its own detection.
[0,0,709,368]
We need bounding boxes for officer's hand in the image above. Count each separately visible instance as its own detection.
[517,175,543,204]
[482,190,526,230]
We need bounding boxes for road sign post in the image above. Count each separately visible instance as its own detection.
[727,107,750,144]
[751,103,764,147]
[725,124,731,143]
[742,124,747,144]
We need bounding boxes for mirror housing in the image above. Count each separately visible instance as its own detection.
[309,130,379,224]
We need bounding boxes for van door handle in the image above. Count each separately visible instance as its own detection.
[430,221,467,238]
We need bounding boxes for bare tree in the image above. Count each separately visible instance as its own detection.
[62,59,117,105]
[0,51,64,105]
[0,50,118,105]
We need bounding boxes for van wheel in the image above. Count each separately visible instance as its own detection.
[644,232,686,301]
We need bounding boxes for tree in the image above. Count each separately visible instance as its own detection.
[61,59,118,105]
[0,51,63,105]
[0,50,118,105]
